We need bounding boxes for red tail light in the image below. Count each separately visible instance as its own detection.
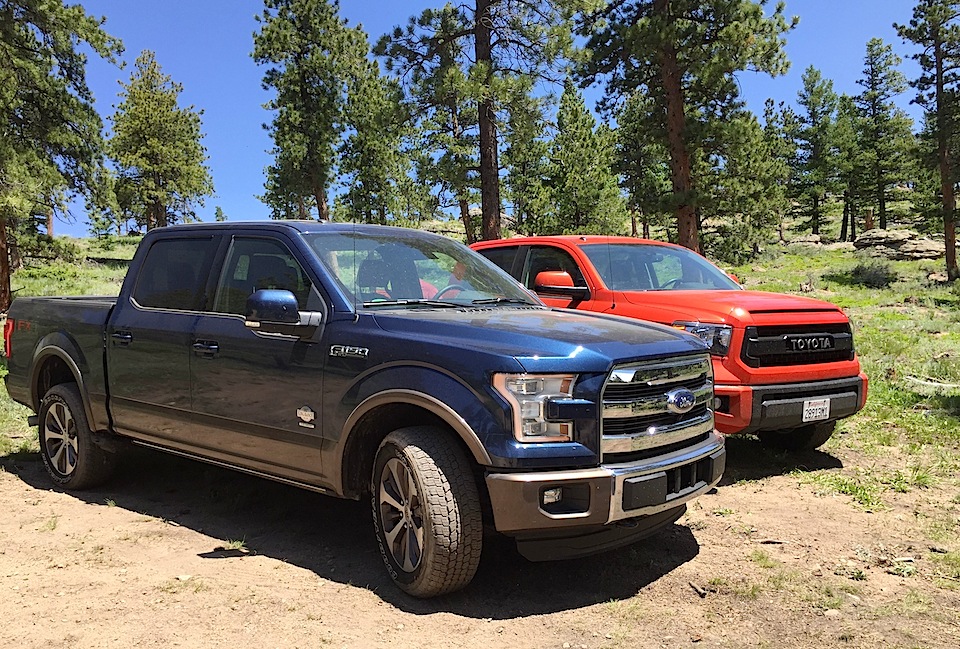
[3,317,13,358]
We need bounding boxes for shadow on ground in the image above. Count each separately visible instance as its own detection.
[719,434,843,486]
[4,447,699,618]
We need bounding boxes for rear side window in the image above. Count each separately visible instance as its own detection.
[475,246,519,278]
[133,238,219,310]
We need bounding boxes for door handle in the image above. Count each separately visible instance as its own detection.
[192,340,220,358]
[111,331,133,346]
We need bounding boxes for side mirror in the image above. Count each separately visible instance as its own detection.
[245,289,322,337]
[534,271,590,301]
[245,289,300,325]
[728,273,740,284]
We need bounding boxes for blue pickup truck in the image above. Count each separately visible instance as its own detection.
[3,221,724,596]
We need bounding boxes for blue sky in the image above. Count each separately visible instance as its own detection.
[66,0,921,237]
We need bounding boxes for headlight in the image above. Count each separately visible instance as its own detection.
[492,373,576,443]
[673,321,733,356]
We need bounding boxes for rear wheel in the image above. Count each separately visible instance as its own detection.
[758,421,837,452]
[371,427,482,597]
[38,383,116,489]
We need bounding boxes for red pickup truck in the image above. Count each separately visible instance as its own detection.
[472,236,868,451]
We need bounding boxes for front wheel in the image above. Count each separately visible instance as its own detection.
[371,427,482,597]
[758,421,837,452]
[38,383,116,489]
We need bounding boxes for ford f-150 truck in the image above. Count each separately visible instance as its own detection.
[472,235,868,451]
[3,222,724,597]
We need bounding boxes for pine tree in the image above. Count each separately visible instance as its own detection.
[897,0,960,281]
[503,83,552,236]
[339,31,409,225]
[378,1,582,241]
[856,37,915,230]
[615,92,672,239]
[835,95,869,242]
[108,51,213,231]
[0,0,122,308]
[548,81,625,234]
[792,66,839,237]
[375,5,480,240]
[253,0,365,221]
[576,0,796,253]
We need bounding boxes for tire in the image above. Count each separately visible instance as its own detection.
[758,421,837,452]
[371,427,482,598]
[38,383,116,489]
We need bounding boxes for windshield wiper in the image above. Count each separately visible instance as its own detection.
[470,297,536,306]
[362,299,462,308]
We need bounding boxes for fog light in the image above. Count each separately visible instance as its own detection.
[542,487,563,505]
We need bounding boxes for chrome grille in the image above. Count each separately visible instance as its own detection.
[601,354,714,462]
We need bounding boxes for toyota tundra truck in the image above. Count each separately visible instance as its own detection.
[3,222,724,597]
[472,235,868,451]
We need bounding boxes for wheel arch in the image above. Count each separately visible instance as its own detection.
[30,344,95,427]
[338,390,492,499]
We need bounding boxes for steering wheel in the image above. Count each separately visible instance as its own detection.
[434,284,466,300]
[658,278,683,290]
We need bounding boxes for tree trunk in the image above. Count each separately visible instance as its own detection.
[459,198,475,245]
[812,194,820,235]
[0,217,11,312]
[653,0,698,253]
[475,0,501,241]
[840,191,849,242]
[935,38,959,281]
[46,209,54,237]
[877,168,887,230]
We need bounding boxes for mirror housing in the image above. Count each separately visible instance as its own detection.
[534,271,590,301]
[245,289,321,337]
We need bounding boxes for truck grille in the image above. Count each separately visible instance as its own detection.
[741,323,855,368]
[601,354,714,464]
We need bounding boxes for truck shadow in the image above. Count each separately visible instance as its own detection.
[5,447,699,618]
[719,434,843,485]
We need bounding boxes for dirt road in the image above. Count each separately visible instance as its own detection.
[1,437,957,648]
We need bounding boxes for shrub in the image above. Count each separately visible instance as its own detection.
[851,262,898,289]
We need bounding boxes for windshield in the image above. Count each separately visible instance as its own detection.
[581,243,740,291]
[304,229,540,309]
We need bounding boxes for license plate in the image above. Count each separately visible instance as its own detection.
[802,398,830,422]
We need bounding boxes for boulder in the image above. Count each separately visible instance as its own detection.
[791,234,822,245]
[853,228,944,260]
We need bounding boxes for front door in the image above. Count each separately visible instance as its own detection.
[188,235,329,485]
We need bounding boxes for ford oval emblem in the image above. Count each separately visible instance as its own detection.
[666,388,697,414]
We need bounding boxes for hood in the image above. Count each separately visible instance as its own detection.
[618,289,847,327]
[370,306,709,373]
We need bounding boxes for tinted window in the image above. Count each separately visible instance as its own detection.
[475,246,519,278]
[133,238,218,310]
[213,238,313,314]
[522,246,586,289]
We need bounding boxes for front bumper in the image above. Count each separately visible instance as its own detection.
[484,433,725,545]
[713,373,868,435]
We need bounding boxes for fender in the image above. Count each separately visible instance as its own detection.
[343,389,493,466]
[29,334,98,429]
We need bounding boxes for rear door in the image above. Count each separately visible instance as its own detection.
[106,235,220,443]
[188,234,329,484]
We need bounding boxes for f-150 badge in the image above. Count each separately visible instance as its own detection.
[330,344,369,359]
[297,406,316,429]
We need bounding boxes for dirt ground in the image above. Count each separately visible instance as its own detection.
[1,436,958,649]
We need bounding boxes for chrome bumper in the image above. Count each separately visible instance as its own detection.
[485,432,725,535]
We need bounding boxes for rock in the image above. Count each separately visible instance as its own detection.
[853,228,944,260]
[791,234,822,245]
[824,609,841,618]
[824,242,856,252]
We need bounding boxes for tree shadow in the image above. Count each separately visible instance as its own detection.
[4,446,700,618]
[719,434,843,486]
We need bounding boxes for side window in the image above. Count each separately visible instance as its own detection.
[213,238,313,314]
[522,246,586,289]
[475,246,519,279]
[133,238,218,311]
